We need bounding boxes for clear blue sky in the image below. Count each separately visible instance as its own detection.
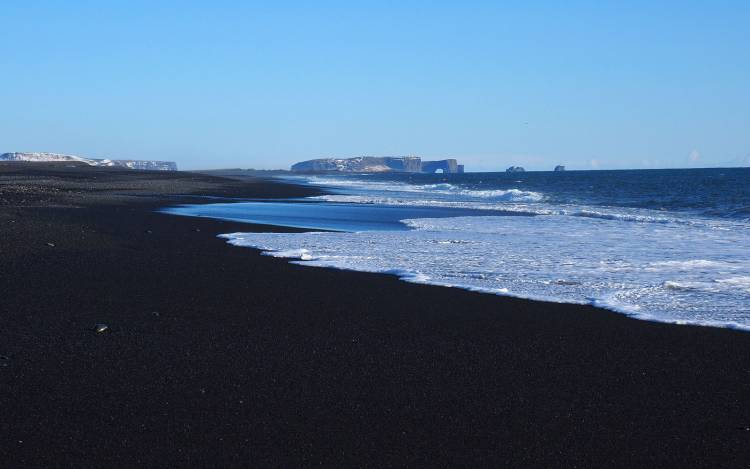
[1,1,748,171]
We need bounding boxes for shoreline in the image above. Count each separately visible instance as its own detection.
[170,181,750,333]
[1,163,749,466]
[218,231,750,333]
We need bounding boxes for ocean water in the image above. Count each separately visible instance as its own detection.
[167,168,750,330]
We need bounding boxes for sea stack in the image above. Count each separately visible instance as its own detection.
[506,166,525,173]
[554,165,566,172]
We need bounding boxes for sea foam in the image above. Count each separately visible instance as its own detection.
[219,213,750,330]
[201,170,750,331]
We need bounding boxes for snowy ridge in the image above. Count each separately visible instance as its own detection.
[1,152,178,171]
[1,152,100,164]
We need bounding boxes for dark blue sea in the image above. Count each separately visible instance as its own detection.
[166,168,750,330]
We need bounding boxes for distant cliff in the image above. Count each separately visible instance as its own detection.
[1,152,96,165]
[291,156,463,173]
[0,152,177,171]
[110,160,178,171]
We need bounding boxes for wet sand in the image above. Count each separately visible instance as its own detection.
[1,162,748,467]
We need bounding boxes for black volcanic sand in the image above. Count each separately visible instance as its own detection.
[1,163,748,467]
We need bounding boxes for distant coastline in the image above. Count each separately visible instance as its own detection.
[0,152,177,171]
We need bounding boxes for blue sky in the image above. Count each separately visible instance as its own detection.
[1,1,748,171]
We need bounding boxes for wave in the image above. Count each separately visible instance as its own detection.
[648,260,741,271]
[715,276,750,292]
[571,209,681,224]
[218,226,750,331]
[295,175,750,229]
[299,176,545,202]
[661,276,750,295]
[421,184,545,201]
[308,194,546,214]
[316,195,731,228]
[198,170,750,331]
[214,209,750,331]
[311,195,746,231]
[287,167,750,220]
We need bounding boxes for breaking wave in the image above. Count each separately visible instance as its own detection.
[188,169,750,331]
[218,212,750,330]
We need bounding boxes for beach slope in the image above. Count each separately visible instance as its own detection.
[1,163,748,467]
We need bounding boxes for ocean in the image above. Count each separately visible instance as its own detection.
[165,168,750,330]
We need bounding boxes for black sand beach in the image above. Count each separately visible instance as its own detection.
[1,163,748,467]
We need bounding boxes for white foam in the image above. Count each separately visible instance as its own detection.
[715,276,750,292]
[647,260,739,270]
[219,214,750,331]
[299,176,742,231]
[299,176,545,202]
[421,184,545,202]
[572,209,677,224]
[212,174,750,330]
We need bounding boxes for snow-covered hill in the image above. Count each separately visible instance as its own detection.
[1,152,100,164]
[0,152,177,171]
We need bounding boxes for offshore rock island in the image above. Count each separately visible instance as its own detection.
[291,156,464,173]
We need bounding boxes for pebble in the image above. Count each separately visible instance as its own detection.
[0,355,9,367]
[46,242,55,247]
[93,324,110,333]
